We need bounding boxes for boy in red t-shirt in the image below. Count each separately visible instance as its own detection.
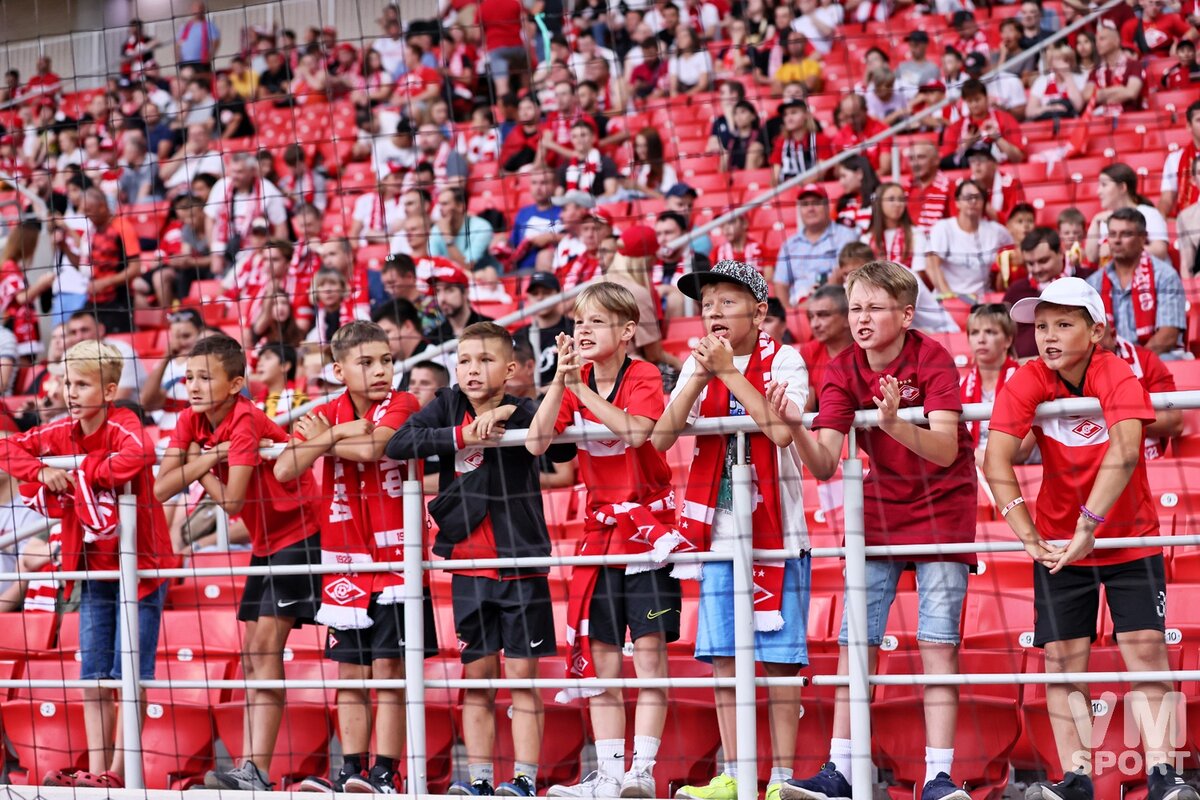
[984,278,1196,800]
[154,333,322,791]
[526,283,680,798]
[0,340,178,789]
[275,321,437,794]
[773,260,977,800]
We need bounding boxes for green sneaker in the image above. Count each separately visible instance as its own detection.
[675,775,738,800]
[766,783,783,800]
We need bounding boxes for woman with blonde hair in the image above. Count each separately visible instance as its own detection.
[602,228,682,370]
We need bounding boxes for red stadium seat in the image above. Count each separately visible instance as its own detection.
[167,550,252,609]
[0,610,57,655]
[961,587,1037,651]
[212,658,337,787]
[157,608,246,658]
[142,656,234,789]
[2,658,89,784]
[873,649,1025,800]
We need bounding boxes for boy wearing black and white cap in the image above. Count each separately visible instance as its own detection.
[651,260,813,800]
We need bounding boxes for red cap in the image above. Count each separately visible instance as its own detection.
[0,135,12,146]
[591,205,615,226]
[1097,17,1119,30]
[918,81,946,93]
[322,25,337,34]
[98,138,116,151]
[798,183,829,200]
[617,225,658,259]
[428,261,470,289]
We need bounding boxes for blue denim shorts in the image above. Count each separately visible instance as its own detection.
[695,557,810,665]
[79,581,167,680]
[837,560,968,647]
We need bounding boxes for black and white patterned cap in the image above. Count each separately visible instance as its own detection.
[677,259,770,304]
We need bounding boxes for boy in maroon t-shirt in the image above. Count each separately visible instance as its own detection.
[984,278,1196,800]
[772,260,977,800]
[275,322,437,794]
[526,283,679,798]
[155,334,322,792]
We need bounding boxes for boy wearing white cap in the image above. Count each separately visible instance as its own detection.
[983,278,1196,800]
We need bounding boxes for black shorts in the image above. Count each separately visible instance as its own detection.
[1033,554,1166,647]
[238,531,321,626]
[451,575,558,663]
[589,567,682,647]
[325,591,440,666]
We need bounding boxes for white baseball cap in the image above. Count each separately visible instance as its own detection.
[1009,277,1106,326]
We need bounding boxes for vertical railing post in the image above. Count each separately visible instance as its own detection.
[402,460,428,796]
[841,433,873,800]
[117,485,143,789]
[730,433,758,800]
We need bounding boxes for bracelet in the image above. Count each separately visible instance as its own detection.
[1000,496,1025,518]
[1079,505,1106,524]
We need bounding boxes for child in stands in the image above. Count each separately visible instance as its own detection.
[253,341,306,418]
[772,260,976,800]
[386,321,575,798]
[154,333,322,792]
[275,321,437,794]
[984,278,1197,800]
[961,303,1019,467]
[650,260,812,800]
[0,340,178,789]
[526,283,681,799]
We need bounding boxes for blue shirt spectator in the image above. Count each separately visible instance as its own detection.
[774,186,858,305]
[510,171,562,270]
[176,5,220,65]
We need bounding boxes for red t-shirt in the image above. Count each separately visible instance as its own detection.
[0,407,178,597]
[1090,54,1148,116]
[800,339,836,408]
[87,217,141,304]
[1122,13,1192,56]
[553,359,671,517]
[814,331,977,560]
[169,395,320,557]
[0,259,40,350]
[394,66,441,101]
[906,172,954,231]
[830,118,891,170]
[940,108,1026,163]
[479,0,524,49]
[1114,340,1175,462]
[988,349,1159,566]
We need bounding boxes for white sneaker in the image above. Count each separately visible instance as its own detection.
[620,767,656,798]
[548,772,621,798]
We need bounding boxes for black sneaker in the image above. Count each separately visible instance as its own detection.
[1042,771,1093,800]
[345,764,403,794]
[496,774,537,797]
[204,759,275,791]
[449,779,497,796]
[299,762,364,793]
[1148,763,1200,800]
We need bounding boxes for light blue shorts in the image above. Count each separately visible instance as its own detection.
[837,559,968,647]
[695,557,810,666]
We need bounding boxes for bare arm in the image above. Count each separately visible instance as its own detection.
[764,379,845,480]
[922,253,954,295]
[983,428,1056,564]
[652,368,706,451]
[1143,325,1182,355]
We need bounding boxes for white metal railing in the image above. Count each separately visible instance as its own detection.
[6,390,1200,798]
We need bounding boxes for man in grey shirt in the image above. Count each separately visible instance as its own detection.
[897,32,941,92]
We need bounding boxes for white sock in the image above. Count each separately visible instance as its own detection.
[830,739,853,784]
[595,739,625,783]
[925,747,954,785]
[514,762,539,782]
[630,736,660,774]
[769,768,793,785]
[723,762,738,780]
[469,763,494,784]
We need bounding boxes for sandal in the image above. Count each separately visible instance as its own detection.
[42,768,82,787]
[75,771,124,788]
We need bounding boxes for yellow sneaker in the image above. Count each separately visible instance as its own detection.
[675,775,738,800]
[766,783,782,800]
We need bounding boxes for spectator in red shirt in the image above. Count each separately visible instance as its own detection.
[799,283,851,412]
[1085,19,1148,117]
[21,56,61,104]
[479,0,528,98]
[1102,327,1183,461]
[770,99,833,184]
[830,93,892,175]
[950,10,991,61]
[629,39,669,103]
[394,43,442,117]
[985,279,1193,800]
[963,144,1026,225]
[1122,0,1196,56]
[82,187,141,334]
[499,94,542,173]
[905,140,953,231]
[1160,39,1200,89]
[940,79,1027,168]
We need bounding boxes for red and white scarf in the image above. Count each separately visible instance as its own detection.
[1101,254,1156,344]
[557,494,689,703]
[961,357,1018,446]
[565,148,602,193]
[1173,144,1199,215]
[370,193,403,232]
[20,473,118,599]
[680,332,787,632]
[882,226,911,265]
[1113,337,1166,461]
[314,391,417,629]
[219,180,264,243]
